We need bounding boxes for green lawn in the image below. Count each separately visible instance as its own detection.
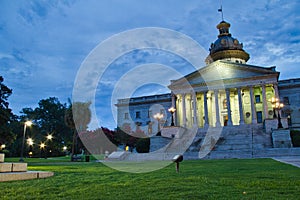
[1,158,300,199]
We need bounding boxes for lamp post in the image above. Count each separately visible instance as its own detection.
[40,142,46,159]
[46,134,53,157]
[153,113,164,132]
[271,97,284,129]
[19,121,32,162]
[168,107,176,126]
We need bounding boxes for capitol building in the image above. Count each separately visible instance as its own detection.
[115,19,300,158]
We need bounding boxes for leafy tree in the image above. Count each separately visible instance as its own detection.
[0,76,15,148]
[65,101,91,159]
[20,97,73,156]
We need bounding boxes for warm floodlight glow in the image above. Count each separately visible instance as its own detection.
[168,107,176,126]
[153,113,163,120]
[46,134,53,140]
[63,146,67,151]
[168,107,176,113]
[1,144,5,149]
[25,121,32,126]
[20,120,33,162]
[270,96,284,129]
[40,143,46,149]
[27,138,34,146]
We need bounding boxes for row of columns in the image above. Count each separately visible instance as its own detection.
[174,84,279,128]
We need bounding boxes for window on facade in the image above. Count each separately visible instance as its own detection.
[136,111,141,119]
[223,99,227,109]
[255,95,261,103]
[124,113,129,119]
[283,97,290,105]
[256,111,263,123]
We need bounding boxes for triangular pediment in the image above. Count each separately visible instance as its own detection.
[169,60,279,91]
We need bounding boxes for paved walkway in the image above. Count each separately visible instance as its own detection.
[273,156,300,168]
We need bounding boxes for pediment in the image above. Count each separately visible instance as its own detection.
[169,60,279,89]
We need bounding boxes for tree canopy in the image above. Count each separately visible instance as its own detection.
[0,76,15,146]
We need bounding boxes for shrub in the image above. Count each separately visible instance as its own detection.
[290,130,300,147]
[136,138,150,153]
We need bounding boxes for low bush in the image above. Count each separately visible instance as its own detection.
[290,130,300,147]
[135,138,150,153]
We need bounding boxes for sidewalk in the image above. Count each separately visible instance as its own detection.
[272,156,300,168]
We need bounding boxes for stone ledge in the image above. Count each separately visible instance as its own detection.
[0,163,12,172]
[0,171,54,182]
[107,151,130,161]
[0,163,27,172]
[0,153,4,162]
[161,126,185,139]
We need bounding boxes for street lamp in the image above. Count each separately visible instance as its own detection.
[271,97,284,129]
[46,134,53,141]
[40,142,46,159]
[27,138,34,146]
[153,113,164,132]
[168,107,176,126]
[19,121,32,162]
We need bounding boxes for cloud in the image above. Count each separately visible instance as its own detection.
[0,0,299,129]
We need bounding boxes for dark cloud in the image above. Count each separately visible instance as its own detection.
[0,0,299,129]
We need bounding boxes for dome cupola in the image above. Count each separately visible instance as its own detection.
[205,20,250,64]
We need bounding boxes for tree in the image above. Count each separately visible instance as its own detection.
[20,97,73,157]
[0,76,15,147]
[65,101,91,160]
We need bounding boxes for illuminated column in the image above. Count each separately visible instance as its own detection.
[182,93,187,127]
[171,92,176,107]
[225,89,233,126]
[171,93,176,124]
[237,88,245,125]
[192,92,198,126]
[262,85,268,119]
[273,83,279,99]
[214,90,221,127]
[249,86,257,124]
[203,91,209,127]
[273,83,281,116]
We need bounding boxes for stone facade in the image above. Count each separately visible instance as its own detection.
[114,20,300,159]
[278,78,300,129]
[115,93,172,136]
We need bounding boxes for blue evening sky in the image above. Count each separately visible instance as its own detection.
[0,0,299,130]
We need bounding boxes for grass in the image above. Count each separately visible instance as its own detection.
[1,158,300,199]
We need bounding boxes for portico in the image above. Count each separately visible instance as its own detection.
[173,83,279,128]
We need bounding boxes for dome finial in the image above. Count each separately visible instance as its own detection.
[218,5,224,21]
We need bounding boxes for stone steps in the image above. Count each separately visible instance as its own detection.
[0,162,27,172]
[0,171,54,182]
[183,147,300,159]
[0,153,54,182]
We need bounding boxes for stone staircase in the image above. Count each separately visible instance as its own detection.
[107,124,300,161]
[186,124,273,159]
[0,153,54,182]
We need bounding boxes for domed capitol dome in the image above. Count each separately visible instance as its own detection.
[205,20,250,64]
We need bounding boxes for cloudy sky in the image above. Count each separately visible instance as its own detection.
[0,0,299,130]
